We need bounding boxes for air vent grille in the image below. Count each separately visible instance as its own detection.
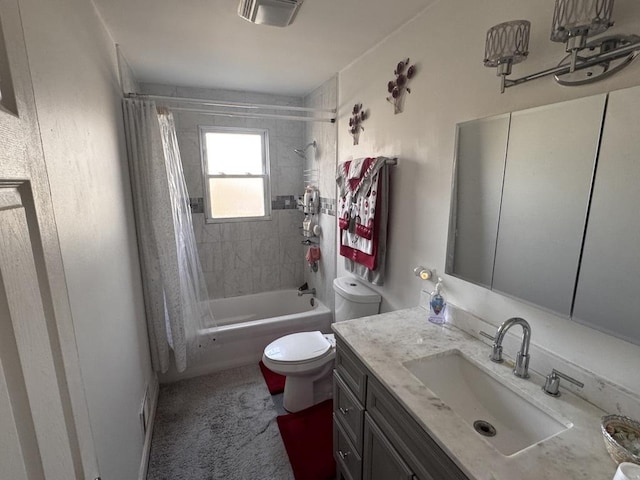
[240,0,253,19]
[238,0,303,27]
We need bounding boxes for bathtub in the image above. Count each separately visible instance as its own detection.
[160,289,333,382]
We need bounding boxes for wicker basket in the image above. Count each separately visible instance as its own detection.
[601,415,640,465]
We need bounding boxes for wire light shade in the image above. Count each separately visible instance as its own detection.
[551,0,615,42]
[484,20,531,68]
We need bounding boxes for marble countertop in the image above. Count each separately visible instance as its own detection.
[332,307,619,480]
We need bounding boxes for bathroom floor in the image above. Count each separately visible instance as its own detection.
[146,364,294,480]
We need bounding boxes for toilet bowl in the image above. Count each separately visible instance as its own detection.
[262,331,336,412]
[262,277,381,413]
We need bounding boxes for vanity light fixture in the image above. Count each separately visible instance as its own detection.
[485,0,640,93]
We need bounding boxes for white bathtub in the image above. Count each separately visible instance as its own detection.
[160,289,333,382]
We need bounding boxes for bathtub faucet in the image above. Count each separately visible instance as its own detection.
[298,288,316,297]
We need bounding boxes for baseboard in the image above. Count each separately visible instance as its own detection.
[138,374,159,480]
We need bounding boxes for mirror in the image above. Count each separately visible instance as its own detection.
[448,113,509,288]
[447,86,639,345]
[572,86,640,341]
[492,95,606,316]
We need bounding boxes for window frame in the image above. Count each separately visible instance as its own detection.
[199,125,272,224]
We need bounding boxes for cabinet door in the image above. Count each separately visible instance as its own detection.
[449,113,510,288]
[572,85,640,344]
[363,414,413,480]
[335,414,363,480]
[492,94,606,315]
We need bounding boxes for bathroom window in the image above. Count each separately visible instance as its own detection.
[200,126,271,222]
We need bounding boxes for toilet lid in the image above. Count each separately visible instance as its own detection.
[264,331,332,364]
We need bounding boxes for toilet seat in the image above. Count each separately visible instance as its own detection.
[264,331,332,365]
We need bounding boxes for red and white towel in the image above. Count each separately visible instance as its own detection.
[336,157,388,271]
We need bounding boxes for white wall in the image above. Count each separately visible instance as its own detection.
[18,0,154,478]
[338,0,640,398]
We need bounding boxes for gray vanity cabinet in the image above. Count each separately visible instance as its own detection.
[333,339,469,480]
[334,341,367,480]
[363,414,414,480]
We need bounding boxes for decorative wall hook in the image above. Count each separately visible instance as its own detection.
[348,103,367,145]
[386,58,416,114]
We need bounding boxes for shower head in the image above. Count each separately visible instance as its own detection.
[294,140,317,158]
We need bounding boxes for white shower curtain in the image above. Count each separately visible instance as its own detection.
[123,98,214,373]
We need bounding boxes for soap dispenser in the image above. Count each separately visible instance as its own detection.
[428,277,447,325]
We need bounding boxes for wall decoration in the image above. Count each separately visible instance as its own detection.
[386,58,416,114]
[348,103,367,145]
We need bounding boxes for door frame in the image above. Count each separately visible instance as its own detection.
[0,0,98,477]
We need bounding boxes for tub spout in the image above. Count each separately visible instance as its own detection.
[298,288,316,297]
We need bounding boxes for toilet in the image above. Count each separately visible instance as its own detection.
[262,276,381,412]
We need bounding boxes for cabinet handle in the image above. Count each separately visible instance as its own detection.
[338,450,351,460]
[339,406,350,416]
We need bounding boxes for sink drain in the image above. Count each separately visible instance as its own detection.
[473,420,497,437]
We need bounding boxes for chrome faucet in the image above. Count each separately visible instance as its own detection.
[481,317,531,378]
[298,288,316,297]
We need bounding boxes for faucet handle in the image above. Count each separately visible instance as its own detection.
[542,369,584,397]
[479,330,494,341]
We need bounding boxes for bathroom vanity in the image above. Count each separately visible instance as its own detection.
[333,336,468,480]
[332,308,623,480]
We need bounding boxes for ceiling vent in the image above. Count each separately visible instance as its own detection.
[238,0,303,27]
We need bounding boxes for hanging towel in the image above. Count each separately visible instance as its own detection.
[305,245,321,265]
[336,157,391,284]
[347,157,366,179]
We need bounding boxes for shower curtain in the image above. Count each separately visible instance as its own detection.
[123,98,214,373]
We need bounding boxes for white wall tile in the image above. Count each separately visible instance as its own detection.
[223,268,254,297]
[253,266,281,293]
[201,223,222,243]
[251,236,280,267]
[176,131,201,168]
[250,216,280,240]
[222,239,252,271]
[274,165,303,196]
[221,222,252,241]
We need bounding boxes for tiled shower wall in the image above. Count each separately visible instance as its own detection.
[140,83,306,298]
[303,76,338,312]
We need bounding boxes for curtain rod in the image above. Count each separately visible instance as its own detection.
[166,106,335,123]
[127,93,336,115]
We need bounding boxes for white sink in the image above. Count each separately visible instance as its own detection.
[403,350,571,456]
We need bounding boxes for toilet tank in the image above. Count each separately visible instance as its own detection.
[333,276,382,322]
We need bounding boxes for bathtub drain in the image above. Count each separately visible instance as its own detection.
[473,420,497,437]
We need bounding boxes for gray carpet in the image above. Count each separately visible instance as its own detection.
[147,365,295,480]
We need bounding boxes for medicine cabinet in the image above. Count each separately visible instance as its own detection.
[447,85,640,345]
